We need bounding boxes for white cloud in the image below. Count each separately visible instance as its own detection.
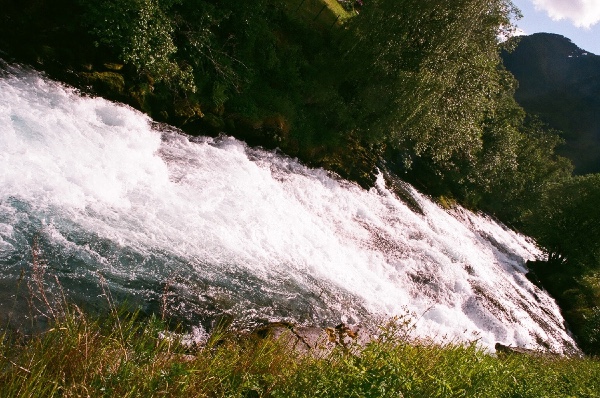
[532,0,600,28]
[497,26,526,42]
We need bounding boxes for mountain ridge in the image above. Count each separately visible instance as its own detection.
[502,32,600,174]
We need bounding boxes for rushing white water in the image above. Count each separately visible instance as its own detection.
[0,64,578,353]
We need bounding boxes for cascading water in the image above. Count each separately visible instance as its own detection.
[0,63,579,353]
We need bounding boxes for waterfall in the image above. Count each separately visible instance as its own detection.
[0,63,578,353]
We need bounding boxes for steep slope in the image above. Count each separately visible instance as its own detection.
[502,33,600,174]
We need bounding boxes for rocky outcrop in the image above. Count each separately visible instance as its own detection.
[249,322,370,355]
[494,343,570,358]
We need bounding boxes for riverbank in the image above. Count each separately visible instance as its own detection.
[1,307,599,397]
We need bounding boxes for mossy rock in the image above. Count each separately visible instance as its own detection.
[81,71,125,96]
[319,135,382,189]
[128,83,154,114]
[438,195,458,210]
[262,114,290,143]
[103,62,124,71]
[173,99,204,125]
[37,45,58,65]
[227,115,266,144]
[201,113,226,133]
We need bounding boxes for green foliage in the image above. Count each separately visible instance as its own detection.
[524,174,600,354]
[80,0,195,91]
[9,0,573,202]
[474,116,573,225]
[344,0,520,167]
[527,174,600,268]
[339,0,577,219]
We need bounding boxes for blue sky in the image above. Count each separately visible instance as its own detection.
[511,0,600,54]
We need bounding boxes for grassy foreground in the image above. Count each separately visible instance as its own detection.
[1,309,600,398]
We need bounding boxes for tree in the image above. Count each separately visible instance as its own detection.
[473,115,573,225]
[344,0,522,175]
[523,175,600,355]
[527,174,600,268]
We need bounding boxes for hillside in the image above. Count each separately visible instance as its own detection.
[502,33,600,174]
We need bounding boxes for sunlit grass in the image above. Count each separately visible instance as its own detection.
[1,310,599,397]
[282,0,356,27]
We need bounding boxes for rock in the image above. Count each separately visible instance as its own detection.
[81,71,125,96]
[173,98,204,125]
[262,114,290,142]
[494,342,563,358]
[103,62,124,71]
[128,83,154,114]
[200,113,225,134]
[250,322,370,356]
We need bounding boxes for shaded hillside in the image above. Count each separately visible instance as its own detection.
[502,33,600,174]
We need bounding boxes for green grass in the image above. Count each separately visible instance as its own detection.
[1,310,600,397]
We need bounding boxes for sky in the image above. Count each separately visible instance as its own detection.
[511,0,600,54]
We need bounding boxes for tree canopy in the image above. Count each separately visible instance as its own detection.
[344,0,521,166]
[527,174,600,268]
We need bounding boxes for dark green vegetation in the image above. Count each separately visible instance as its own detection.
[502,33,600,175]
[1,0,600,355]
[2,307,600,397]
[526,174,600,354]
[500,34,600,354]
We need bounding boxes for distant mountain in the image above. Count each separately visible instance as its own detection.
[502,33,600,174]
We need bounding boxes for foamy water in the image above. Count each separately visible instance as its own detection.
[0,64,578,353]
